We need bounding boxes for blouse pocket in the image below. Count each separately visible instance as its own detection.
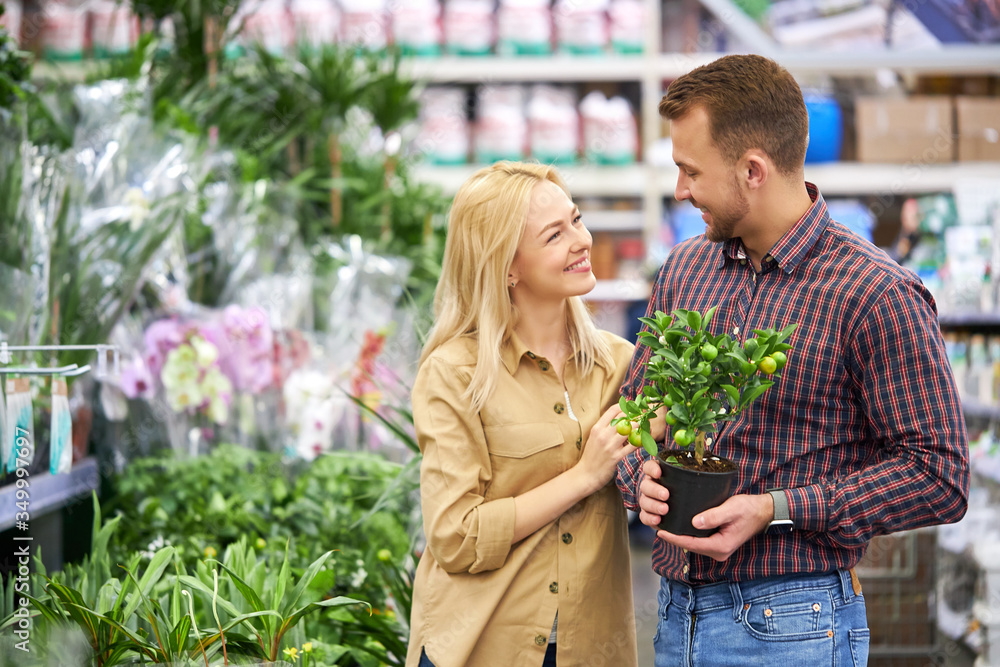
[484,422,565,496]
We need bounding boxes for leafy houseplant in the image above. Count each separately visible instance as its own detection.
[616,306,797,536]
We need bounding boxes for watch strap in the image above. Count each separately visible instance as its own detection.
[767,490,793,531]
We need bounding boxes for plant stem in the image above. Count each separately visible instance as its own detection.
[695,431,706,466]
[328,133,342,230]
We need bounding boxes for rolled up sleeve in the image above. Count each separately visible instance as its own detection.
[414,357,516,574]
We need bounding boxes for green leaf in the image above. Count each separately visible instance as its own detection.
[120,547,174,623]
[279,550,334,617]
[686,310,702,331]
[705,305,719,325]
[740,381,774,408]
[721,384,739,406]
[640,430,658,458]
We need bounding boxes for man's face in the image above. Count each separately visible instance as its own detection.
[671,107,749,243]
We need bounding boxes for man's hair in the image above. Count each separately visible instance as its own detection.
[659,54,808,175]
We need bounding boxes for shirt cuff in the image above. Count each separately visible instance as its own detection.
[783,484,828,532]
[471,496,516,573]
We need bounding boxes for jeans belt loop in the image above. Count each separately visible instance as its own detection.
[729,582,745,622]
[838,569,855,602]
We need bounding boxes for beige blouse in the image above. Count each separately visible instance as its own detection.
[405,330,638,667]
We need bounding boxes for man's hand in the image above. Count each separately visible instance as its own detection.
[637,459,669,528]
[656,494,774,562]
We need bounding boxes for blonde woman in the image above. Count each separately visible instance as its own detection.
[406,162,640,667]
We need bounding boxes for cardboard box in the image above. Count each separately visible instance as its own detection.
[855,96,954,164]
[956,96,1000,162]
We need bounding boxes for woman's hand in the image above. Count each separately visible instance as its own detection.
[573,404,632,495]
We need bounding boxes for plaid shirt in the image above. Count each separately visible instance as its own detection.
[617,184,969,584]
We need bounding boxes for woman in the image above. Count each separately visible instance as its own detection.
[406,161,639,667]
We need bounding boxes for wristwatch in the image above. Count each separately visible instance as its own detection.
[766,490,794,533]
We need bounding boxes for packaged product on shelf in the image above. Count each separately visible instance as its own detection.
[944,224,993,313]
[340,0,389,51]
[474,84,527,163]
[956,97,1000,162]
[0,1,22,45]
[616,237,645,281]
[290,0,340,51]
[391,0,442,56]
[527,85,579,164]
[608,0,644,54]
[90,0,140,58]
[591,232,617,280]
[497,0,552,55]
[579,90,637,165]
[803,91,842,163]
[855,96,954,164]
[443,0,494,56]
[416,86,470,164]
[41,1,87,61]
[554,0,609,54]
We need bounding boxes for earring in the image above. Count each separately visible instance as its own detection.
[509,281,515,288]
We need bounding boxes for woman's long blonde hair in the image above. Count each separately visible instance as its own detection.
[420,161,614,413]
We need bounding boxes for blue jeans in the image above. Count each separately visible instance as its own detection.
[653,570,869,667]
[419,642,557,666]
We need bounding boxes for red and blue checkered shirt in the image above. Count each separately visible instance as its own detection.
[616,184,970,584]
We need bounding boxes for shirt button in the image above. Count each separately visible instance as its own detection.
[538,360,551,371]
[682,565,689,574]
[682,548,688,554]
[733,326,739,335]
[535,634,546,646]
[553,403,565,414]
[562,532,573,544]
[549,582,558,594]
[764,254,772,262]
[740,259,747,265]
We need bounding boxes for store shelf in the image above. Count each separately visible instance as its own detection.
[940,312,1000,334]
[404,55,649,83]
[961,397,1000,422]
[585,279,650,302]
[580,210,646,232]
[414,164,648,197]
[0,456,99,532]
[648,163,1000,198]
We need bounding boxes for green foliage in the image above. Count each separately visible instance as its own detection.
[106,445,417,610]
[617,306,798,464]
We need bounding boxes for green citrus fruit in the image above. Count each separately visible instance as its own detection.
[616,420,633,436]
[701,343,718,361]
[759,356,777,374]
[771,351,787,369]
[628,429,642,447]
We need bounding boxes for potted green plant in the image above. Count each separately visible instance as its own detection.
[616,306,797,537]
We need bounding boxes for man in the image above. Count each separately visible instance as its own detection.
[616,54,969,666]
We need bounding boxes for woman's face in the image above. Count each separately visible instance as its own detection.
[510,180,595,304]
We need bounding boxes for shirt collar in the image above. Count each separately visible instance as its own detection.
[500,329,610,375]
[715,182,830,275]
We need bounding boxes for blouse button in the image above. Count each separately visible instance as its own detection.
[535,634,546,646]
[553,403,565,414]
[561,532,573,544]
[526,351,537,359]
[549,582,558,594]
[575,436,581,449]
[538,360,551,371]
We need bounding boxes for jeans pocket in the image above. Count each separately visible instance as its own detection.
[849,628,870,667]
[743,589,834,640]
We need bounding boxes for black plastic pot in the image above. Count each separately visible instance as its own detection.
[655,454,738,538]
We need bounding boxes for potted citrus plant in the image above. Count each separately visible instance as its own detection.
[615,306,797,537]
